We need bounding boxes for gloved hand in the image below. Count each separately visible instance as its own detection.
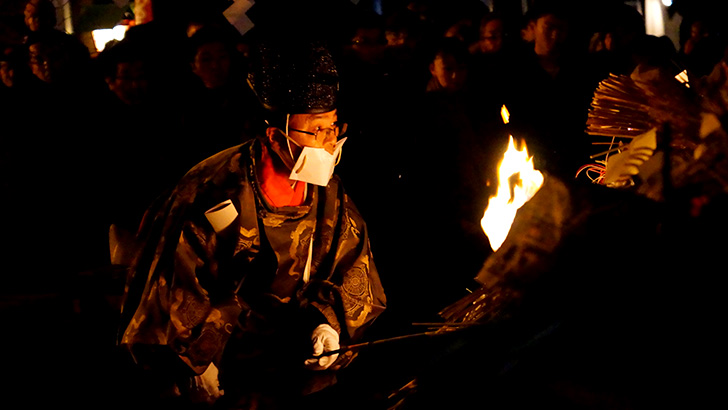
[190,362,224,403]
[304,324,340,370]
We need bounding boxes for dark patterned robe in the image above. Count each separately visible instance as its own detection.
[118,138,386,397]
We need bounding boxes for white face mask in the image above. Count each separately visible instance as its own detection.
[289,137,346,186]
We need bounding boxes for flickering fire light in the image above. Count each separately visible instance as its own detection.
[501,105,510,124]
[481,136,544,252]
[674,69,690,88]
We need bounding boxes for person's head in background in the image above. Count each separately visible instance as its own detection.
[602,4,645,55]
[348,17,386,65]
[23,0,56,33]
[586,4,645,75]
[188,27,238,90]
[630,34,679,83]
[98,39,152,106]
[385,10,423,50]
[477,12,506,54]
[428,37,469,93]
[0,45,30,88]
[520,9,536,45]
[25,30,85,85]
[678,15,726,78]
[530,2,571,58]
[682,18,712,57]
[444,12,482,49]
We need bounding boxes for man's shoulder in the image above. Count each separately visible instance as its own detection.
[183,140,255,179]
[326,175,367,218]
[166,140,257,207]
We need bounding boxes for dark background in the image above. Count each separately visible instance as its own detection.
[2,1,727,409]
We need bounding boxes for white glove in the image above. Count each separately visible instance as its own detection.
[304,324,340,370]
[192,362,224,403]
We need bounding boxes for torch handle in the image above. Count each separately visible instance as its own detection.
[310,329,456,359]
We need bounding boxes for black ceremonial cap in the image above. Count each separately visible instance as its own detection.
[247,40,339,115]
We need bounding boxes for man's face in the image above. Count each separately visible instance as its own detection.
[108,61,149,105]
[350,27,385,63]
[385,30,407,47]
[0,61,13,87]
[521,20,535,43]
[479,19,504,54]
[24,0,53,32]
[690,21,707,40]
[24,2,40,32]
[430,54,467,92]
[28,42,69,83]
[534,14,568,56]
[286,109,340,155]
[192,42,231,89]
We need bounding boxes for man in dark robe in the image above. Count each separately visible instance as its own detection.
[117,41,386,409]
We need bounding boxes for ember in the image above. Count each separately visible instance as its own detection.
[500,104,510,124]
[481,136,544,252]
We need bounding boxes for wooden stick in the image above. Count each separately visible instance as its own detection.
[411,322,483,327]
[310,325,477,358]
[590,145,626,159]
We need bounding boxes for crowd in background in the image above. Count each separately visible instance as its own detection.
[3,0,728,343]
[0,0,726,408]
[2,0,727,291]
[1,0,728,407]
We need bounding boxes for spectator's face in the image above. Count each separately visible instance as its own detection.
[604,32,614,51]
[690,21,706,40]
[286,110,340,155]
[108,61,149,105]
[479,19,504,54]
[28,42,68,83]
[385,30,407,47]
[0,61,13,87]
[24,2,40,31]
[534,14,568,56]
[192,42,231,89]
[350,27,384,63]
[521,20,535,43]
[430,54,467,92]
[24,1,53,32]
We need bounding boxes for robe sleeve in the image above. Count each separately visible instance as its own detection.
[306,189,387,342]
[119,212,243,375]
[168,221,243,373]
[119,147,247,375]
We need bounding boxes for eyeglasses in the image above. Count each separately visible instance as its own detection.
[289,122,347,142]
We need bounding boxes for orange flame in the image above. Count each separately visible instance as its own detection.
[500,105,510,124]
[481,136,544,252]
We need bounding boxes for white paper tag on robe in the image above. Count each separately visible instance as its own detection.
[205,199,238,233]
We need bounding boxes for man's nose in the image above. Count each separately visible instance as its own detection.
[323,139,337,154]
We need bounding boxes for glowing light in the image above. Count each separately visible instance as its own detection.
[501,105,510,124]
[92,25,129,52]
[661,0,672,7]
[675,69,690,87]
[645,0,665,37]
[481,136,544,252]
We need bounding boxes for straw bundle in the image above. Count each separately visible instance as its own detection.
[586,74,702,153]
